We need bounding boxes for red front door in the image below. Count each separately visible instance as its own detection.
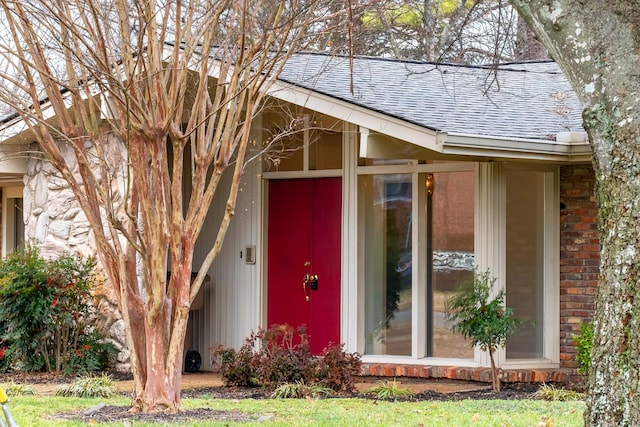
[267,178,342,354]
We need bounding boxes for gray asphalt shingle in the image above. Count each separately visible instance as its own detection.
[279,53,585,142]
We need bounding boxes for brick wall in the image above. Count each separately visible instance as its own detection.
[559,164,599,381]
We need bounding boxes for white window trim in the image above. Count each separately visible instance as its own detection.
[342,122,359,354]
[360,355,480,367]
[2,186,24,257]
[355,159,479,365]
[476,162,503,368]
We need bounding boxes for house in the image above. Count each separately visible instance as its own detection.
[0,54,597,384]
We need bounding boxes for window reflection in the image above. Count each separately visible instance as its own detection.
[360,170,476,359]
[363,174,412,355]
[428,171,475,358]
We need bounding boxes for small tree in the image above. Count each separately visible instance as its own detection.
[445,269,521,392]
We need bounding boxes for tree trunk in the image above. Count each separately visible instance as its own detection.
[0,0,325,415]
[124,259,192,414]
[582,114,640,426]
[139,315,178,413]
[510,1,640,424]
[488,348,501,392]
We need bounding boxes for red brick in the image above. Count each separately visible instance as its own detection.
[560,165,598,373]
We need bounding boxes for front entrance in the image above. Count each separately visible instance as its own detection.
[267,178,342,354]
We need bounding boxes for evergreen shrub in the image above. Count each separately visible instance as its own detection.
[0,245,115,373]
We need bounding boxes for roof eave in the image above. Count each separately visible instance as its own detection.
[268,81,593,163]
[443,133,592,163]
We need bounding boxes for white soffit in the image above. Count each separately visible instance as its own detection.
[359,127,445,159]
[0,143,28,175]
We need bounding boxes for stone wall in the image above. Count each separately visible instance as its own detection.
[24,145,94,257]
[559,164,599,381]
[23,141,130,371]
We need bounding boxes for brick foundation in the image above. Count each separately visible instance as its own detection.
[559,164,599,383]
[360,363,570,383]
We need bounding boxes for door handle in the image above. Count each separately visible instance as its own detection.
[303,274,319,302]
[303,274,310,302]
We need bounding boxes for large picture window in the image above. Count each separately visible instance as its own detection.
[359,165,475,360]
[356,161,558,367]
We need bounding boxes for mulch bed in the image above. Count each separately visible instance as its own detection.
[54,405,254,424]
[178,381,542,401]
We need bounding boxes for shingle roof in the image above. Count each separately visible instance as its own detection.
[278,53,584,142]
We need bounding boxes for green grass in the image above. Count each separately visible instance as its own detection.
[0,395,585,426]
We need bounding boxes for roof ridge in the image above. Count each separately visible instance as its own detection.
[292,51,559,73]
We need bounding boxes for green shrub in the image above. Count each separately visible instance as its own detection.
[55,373,116,398]
[366,378,415,400]
[271,381,333,399]
[2,380,35,397]
[211,324,362,393]
[573,321,593,376]
[0,245,116,373]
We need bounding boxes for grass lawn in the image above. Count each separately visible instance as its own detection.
[4,395,584,426]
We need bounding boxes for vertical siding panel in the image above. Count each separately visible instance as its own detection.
[194,156,262,368]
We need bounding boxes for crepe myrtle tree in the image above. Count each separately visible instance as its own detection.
[446,269,521,392]
[510,1,640,425]
[0,0,345,414]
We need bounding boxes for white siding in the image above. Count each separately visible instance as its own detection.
[190,159,262,369]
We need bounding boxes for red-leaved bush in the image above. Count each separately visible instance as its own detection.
[211,324,361,393]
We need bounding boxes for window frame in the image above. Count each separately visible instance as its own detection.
[2,186,25,256]
[356,161,481,367]
[354,161,559,369]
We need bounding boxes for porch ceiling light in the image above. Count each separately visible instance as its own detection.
[426,173,434,195]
